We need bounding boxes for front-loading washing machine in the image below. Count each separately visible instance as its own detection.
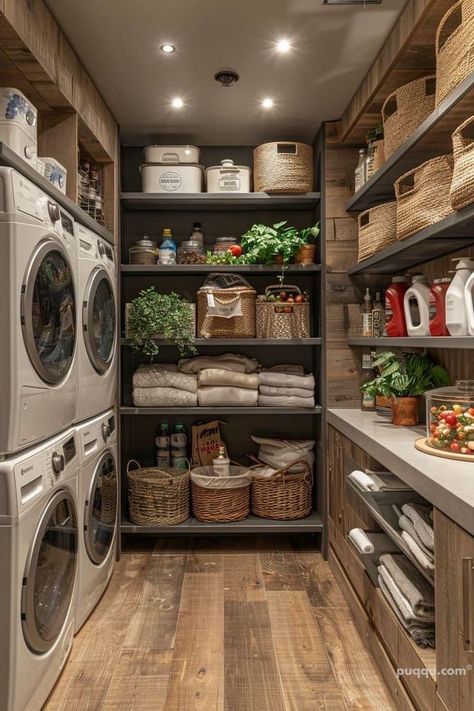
[0,167,78,455]
[75,408,118,631]
[0,427,79,711]
[75,223,117,423]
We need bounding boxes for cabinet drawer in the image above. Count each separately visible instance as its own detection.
[367,587,399,666]
[331,523,372,607]
[398,631,436,711]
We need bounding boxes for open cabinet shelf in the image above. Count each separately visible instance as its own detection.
[121,406,322,415]
[121,263,321,275]
[121,191,321,210]
[347,336,474,349]
[121,338,322,346]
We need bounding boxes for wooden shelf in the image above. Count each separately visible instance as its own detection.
[121,338,321,346]
[121,406,322,415]
[121,511,324,534]
[348,336,474,349]
[120,192,320,210]
[0,141,114,244]
[346,73,474,213]
[121,263,321,275]
[348,202,474,275]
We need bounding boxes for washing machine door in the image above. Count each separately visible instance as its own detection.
[84,450,118,565]
[21,239,76,384]
[82,268,116,374]
[21,489,78,654]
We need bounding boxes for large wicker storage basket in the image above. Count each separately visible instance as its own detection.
[191,466,251,522]
[382,76,436,159]
[357,201,397,262]
[436,0,474,106]
[450,116,474,211]
[254,142,313,193]
[127,460,190,526]
[256,285,310,339]
[395,155,454,240]
[251,459,312,520]
[197,273,256,338]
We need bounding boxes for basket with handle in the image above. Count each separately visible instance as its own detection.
[254,142,313,193]
[256,284,310,339]
[450,115,474,211]
[197,272,256,338]
[394,155,454,240]
[126,459,190,526]
[190,465,251,522]
[382,75,436,159]
[357,201,397,262]
[435,0,474,106]
[250,457,313,520]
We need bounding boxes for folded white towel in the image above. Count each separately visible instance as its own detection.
[133,387,197,407]
[348,470,376,491]
[401,503,434,551]
[198,386,258,407]
[179,353,260,374]
[259,385,314,398]
[401,531,435,572]
[397,511,434,561]
[258,394,315,408]
[133,364,197,392]
[378,564,435,624]
[198,368,258,390]
[265,364,305,375]
[258,371,315,390]
[348,528,375,554]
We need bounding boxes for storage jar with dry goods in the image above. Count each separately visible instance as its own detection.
[129,236,158,265]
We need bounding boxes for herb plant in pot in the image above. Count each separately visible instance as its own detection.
[361,352,450,426]
[295,224,320,264]
[240,221,320,265]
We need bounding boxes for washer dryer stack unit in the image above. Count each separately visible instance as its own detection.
[0,427,79,711]
[0,88,38,168]
[75,408,118,631]
[0,167,78,456]
[75,223,117,424]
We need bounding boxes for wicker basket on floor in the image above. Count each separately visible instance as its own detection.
[436,0,474,106]
[127,460,190,526]
[382,75,436,159]
[251,458,312,520]
[450,115,474,211]
[395,155,454,240]
[191,466,251,522]
[357,201,397,262]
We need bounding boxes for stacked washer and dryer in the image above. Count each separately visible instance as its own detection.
[0,89,118,711]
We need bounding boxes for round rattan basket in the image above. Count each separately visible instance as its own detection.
[436,0,474,106]
[127,460,190,526]
[382,75,436,159]
[191,465,251,522]
[357,201,397,262]
[254,142,313,193]
[450,115,474,211]
[250,458,312,520]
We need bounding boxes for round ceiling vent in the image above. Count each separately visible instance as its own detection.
[214,70,240,87]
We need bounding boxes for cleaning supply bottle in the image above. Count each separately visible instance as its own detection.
[446,258,474,335]
[354,148,367,192]
[404,275,430,337]
[372,292,385,338]
[464,270,474,336]
[429,277,451,336]
[158,228,177,264]
[212,446,230,477]
[361,288,373,337]
[384,276,409,337]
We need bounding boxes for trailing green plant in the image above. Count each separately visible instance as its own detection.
[127,287,196,360]
[366,122,384,144]
[361,351,450,399]
[240,221,320,264]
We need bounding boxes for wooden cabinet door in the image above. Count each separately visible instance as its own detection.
[435,509,474,711]
[328,426,345,534]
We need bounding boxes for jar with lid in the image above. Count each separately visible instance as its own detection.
[213,236,237,253]
[191,222,204,245]
[423,380,474,458]
[177,239,206,264]
[129,236,158,265]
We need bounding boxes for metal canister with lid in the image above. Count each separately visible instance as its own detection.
[213,236,237,253]
[129,236,158,265]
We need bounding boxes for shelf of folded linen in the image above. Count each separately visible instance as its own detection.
[258,365,315,408]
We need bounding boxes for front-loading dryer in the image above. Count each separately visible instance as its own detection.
[75,409,118,631]
[0,167,78,455]
[0,427,79,711]
[75,223,117,423]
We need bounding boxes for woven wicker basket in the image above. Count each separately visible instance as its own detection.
[127,460,190,526]
[256,285,310,339]
[450,116,474,211]
[191,465,250,522]
[197,278,256,338]
[436,0,474,106]
[382,76,436,159]
[97,472,117,524]
[254,142,313,193]
[395,155,454,240]
[357,201,397,262]
[251,458,312,520]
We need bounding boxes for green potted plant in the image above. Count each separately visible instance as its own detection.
[366,122,385,178]
[239,221,320,265]
[295,223,320,264]
[361,351,450,426]
[126,287,196,360]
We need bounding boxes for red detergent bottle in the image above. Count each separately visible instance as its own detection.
[384,276,409,337]
[429,277,451,336]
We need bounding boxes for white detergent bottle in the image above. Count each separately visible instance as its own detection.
[404,275,431,336]
[464,270,474,336]
[446,258,474,336]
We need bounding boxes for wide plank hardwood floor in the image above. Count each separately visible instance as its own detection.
[44,537,396,711]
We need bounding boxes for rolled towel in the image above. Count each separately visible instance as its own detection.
[348,470,377,491]
[258,371,315,391]
[198,386,258,407]
[401,531,435,572]
[133,364,197,392]
[198,368,258,390]
[133,387,198,407]
[259,385,314,398]
[401,503,434,551]
[258,394,315,408]
[179,353,260,374]
[348,528,375,554]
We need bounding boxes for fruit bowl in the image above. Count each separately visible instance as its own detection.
[417,381,474,460]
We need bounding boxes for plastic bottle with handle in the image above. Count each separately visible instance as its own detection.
[446,258,474,336]
[404,275,431,337]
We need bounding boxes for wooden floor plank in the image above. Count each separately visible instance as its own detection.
[257,537,306,592]
[223,541,266,602]
[102,650,172,711]
[291,541,348,608]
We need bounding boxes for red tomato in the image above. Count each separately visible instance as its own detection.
[228,245,243,257]
[469,408,474,416]
[450,442,461,452]
[444,414,458,427]
[294,294,305,304]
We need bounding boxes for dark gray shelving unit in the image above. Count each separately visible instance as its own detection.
[121,406,322,415]
[122,263,321,275]
[348,336,474,349]
[121,337,322,346]
[121,191,320,211]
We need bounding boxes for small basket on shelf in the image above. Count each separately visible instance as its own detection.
[357,201,397,262]
[250,458,313,520]
[126,460,190,526]
[256,285,310,339]
[190,466,251,522]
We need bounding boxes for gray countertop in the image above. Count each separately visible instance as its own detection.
[328,408,474,536]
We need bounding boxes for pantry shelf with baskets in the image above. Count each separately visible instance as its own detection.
[347,337,474,349]
[121,264,321,275]
[121,338,322,347]
[121,191,321,210]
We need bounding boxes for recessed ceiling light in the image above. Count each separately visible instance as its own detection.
[161,43,176,54]
[276,39,291,53]
[171,97,184,108]
[262,98,274,109]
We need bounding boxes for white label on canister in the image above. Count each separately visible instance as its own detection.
[207,293,216,308]
[218,175,240,191]
[159,171,182,192]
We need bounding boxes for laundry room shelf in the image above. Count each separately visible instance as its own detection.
[120,337,322,346]
[121,511,324,534]
[347,337,474,349]
[0,141,114,244]
[120,406,322,415]
[121,263,321,275]
[120,192,321,210]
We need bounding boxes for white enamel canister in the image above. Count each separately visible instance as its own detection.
[140,163,203,193]
[40,156,67,193]
[0,87,37,167]
[206,159,251,193]
[143,144,200,164]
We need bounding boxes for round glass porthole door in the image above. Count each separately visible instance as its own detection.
[21,490,78,654]
[85,451,117,565]
[21,241,76,384]
[83,269,116,374]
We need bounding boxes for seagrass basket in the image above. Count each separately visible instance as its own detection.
[251,458,312,520]
[256,285,310,339]
[254,142,313,193]
[191,466,251,522]
[395,155,454,240]
[450,116,474,211]
[357,201,397,262]
[436,0,474,106]
[197,273,256,338]
[382,76,436,158]
[93,471,117,525]
[127,460,190,526]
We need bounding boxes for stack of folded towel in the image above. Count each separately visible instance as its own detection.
[132,364,197,406]
[178,353,260,407]
[377,553,435,648]
[178,353,260,374]
[348,469,412,492]
[258,365,315,408]
[393,503,434,573]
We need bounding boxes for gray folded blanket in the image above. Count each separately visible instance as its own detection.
[259,385,314,398]
[393,505,434,560]
[133,387,197,407]
[401,532,435,572]
[378,575,435,649]
[198,386,258,407]
[378,564,434,623]
[133,364,197,392]
[179,354,259,374]
[379,553,434,617]
[259,371,315,390]
[258,394,315,408]
[198,368,258,390]
[401,503,434,552]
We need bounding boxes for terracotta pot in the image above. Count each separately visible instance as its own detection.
[295,243,317,264]
[391,396,420,426]
[274,255,284,265]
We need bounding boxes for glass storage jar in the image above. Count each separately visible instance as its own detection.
[129,237,158,265]
[177,239,206,264]
[425,380,474,456]
[213,236,237,253]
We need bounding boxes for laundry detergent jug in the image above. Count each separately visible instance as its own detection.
[446,258,474,336]
[464,270,474,336]
[384,276,409,337]
[404,275,430,337]
[429,277,451,336]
